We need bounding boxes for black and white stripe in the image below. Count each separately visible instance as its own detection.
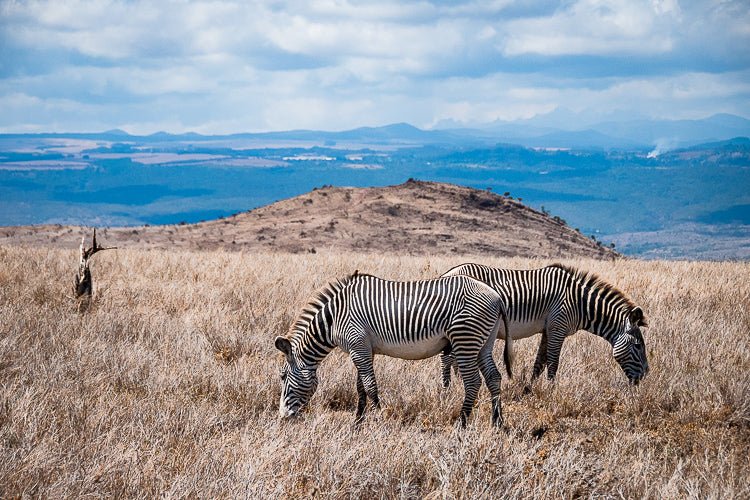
[440,263,649,385]
[275,272,513,426]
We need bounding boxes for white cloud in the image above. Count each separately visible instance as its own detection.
[502,0,679,56]
[0,0,748,133]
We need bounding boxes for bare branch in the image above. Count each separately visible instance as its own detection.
[84,228,117,260]
[74,228,116,309]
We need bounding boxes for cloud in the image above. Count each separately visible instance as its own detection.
[0,0,748,133]
[502,0,679,56]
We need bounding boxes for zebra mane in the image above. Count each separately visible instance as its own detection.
[289,271,364,337]
[549,263,637,312]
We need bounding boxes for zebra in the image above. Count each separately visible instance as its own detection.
[438,263,649,386]
[274,272,513,427]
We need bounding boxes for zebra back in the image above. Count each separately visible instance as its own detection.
[443,262,644,340]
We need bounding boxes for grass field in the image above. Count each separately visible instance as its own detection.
[1,247,748,497]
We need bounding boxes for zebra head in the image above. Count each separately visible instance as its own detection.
[612,306,650,385]
[275,336,319,418]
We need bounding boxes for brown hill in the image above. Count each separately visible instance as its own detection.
[0,180,617,259]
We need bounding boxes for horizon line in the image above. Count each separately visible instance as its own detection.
[1,112,749,137]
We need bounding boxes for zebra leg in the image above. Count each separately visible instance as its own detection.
[350,348,381,420]
[454,354,483,427]
[477,347,503,427]
[545,329,567,380]
[531,330,548,381]
[440,345,455,388]
[355,374,368,422]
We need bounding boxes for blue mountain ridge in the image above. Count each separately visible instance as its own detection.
[3,113,748,150]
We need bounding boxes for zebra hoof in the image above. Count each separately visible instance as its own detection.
[531,425,548,439]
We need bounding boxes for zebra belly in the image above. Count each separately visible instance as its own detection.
[371,335,449,360]
[509,319,546,340]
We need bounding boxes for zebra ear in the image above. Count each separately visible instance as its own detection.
[275,336,293,359]
[629,307,647,327]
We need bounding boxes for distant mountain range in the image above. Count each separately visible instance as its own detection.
[1,118,748,259]
[3,113,749,151]
[440,112,750,150]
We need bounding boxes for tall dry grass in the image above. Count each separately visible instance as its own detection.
[0,246,748,498]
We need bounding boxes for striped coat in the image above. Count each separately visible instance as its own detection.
[440,263,649,385]
[275,272,513,426]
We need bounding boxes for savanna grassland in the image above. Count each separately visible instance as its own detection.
[1,247,748,498]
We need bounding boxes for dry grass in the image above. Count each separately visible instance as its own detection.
[0,246,748,498]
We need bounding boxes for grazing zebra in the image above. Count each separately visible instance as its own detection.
[274,272,513,427]
[439,263,649,386]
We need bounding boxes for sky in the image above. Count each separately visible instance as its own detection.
[1,0,749,134]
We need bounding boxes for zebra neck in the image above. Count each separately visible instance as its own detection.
[294,302,336,366]
[578,284,624,343]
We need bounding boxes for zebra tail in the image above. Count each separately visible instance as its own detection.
[501,304,514,378]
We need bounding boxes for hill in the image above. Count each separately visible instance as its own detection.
[0,180,617,259]
[2,130,749,260]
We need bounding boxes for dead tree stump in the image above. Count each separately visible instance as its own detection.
[74,228,115,312]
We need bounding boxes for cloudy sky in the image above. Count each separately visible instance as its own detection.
[1,0,749,134]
